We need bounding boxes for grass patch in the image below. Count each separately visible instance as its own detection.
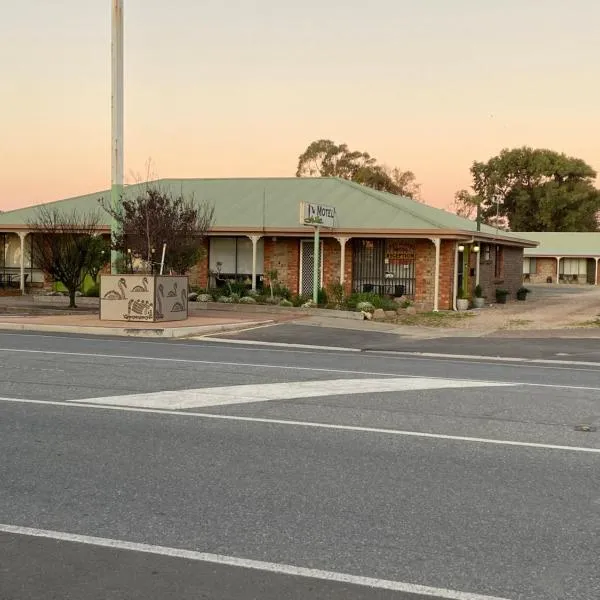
[572,318,600,328]
[395,311,475,328]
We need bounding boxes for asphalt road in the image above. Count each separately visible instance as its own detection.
[1,331,599,600]
[206,321,600,360]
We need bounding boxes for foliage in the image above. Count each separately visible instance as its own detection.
[273,283,292,300]
[266,269,278,299]
[84,283,100,298]
[450,189,480,220]
[516,287,530,301]
[27,207,103,308]
[217,295,234,303]
[291,293,310,307]
[457,287,467,300]
[317,287,328,306]
[296,139,422,200]
[239,296,257,304]
[86,236,111,282]
[468,147,600,232]
[197,294,213,302]
[356,301,375,312]
[100,184,214,274]
[328,280,345,306]
[495,289,509,302]
[279,299,293,307]
[345,292,398,311]
[474,284,483,298]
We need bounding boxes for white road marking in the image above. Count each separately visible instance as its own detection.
[367,349,600,367]
[1,396,599,454]
[0,523,510,600]
[1,346,600,392]
[195,336,360,352]
[71,377,514,409]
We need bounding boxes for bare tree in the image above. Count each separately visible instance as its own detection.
[28,207,106,308]
[100,184,214,275]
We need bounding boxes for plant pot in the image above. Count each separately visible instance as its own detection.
[516,292,528,301]
[496,295,508,304]
[472,297,485,309]
[456,298,469,311]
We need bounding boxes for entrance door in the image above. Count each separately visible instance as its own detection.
[300,240,323,296]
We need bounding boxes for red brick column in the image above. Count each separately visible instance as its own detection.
[264,237,300,294]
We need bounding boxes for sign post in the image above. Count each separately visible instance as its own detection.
[300,202,337,304]
[312,225,320,304]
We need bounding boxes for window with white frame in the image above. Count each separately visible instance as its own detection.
[209,237,264,280]
[559,258,587,276]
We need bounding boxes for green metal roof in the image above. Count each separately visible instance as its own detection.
[522,232,600,257]
[0,177,534,243]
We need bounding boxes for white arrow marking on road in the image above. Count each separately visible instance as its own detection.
[66,377,515,410]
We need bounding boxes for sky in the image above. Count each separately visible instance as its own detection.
[1,0,599,212]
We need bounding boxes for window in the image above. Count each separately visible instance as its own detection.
[209,237,264,282]
[494,245,504,278]
[523,257,537,275]
[559,258,587,276]
[482,245,491,262]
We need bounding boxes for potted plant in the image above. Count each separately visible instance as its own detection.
[456,288,469,311]
[495,288,509,304]
[516,286,530,301]
[472,284,485,308]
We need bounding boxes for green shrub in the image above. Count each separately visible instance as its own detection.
[239,296,257,304]
[345,292,398,311]
[229,281,249,297]
[291,294,310,307]
[273,283,292,300]
[474,284,483,298]
[328,281,345,305]
[84,283,100,298]
[317,287,328,306]
[356,301,375,312]
[279,299,293,307]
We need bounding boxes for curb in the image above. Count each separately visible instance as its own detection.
[0,320,273,339]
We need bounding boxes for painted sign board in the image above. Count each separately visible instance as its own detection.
[100,275,189,322]
[300,202,336,228]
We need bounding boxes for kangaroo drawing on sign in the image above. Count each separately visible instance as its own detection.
[170,287,187,313]
[123,299,153,321]
[103,278,127,300]
[167,282,178,297]
[131,277,149,293]
[155,284,164,319]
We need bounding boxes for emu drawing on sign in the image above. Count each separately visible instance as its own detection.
[155,284,164,319]
[103,278,127,300]
[170,288,187,313]
[167,282,178,297]
[131,277,149,293]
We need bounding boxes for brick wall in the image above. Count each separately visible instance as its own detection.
[322,238,353,296]
[524,257,557,284]
[413,240,455,311]
[188,238,209,288]
[264,238,300,294]
[477,244,523,301]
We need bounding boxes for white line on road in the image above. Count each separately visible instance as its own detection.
[0,523,510,600]
[193,336,361,352]
[72,377,514,409]
[2,347,600,392]
[366,349,600,367]
[1,396,599,454]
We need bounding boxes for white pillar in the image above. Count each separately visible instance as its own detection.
[475,247,481,286]
[431,238,441,312]
[556,256,561,284]
[248,235,262,291]
[18,232,28,294]
[595,258,599,285]
[335,237,349,285]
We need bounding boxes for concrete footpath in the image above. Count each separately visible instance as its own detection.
[0,295,304,338]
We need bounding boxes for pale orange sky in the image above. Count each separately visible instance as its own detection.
[1,0,599,212]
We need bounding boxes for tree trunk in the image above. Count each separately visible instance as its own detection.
[68,288,77,309]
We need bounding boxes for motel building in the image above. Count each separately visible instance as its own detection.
[521,232,600,285]
[0,177,537,308]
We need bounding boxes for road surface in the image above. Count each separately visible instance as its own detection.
[1,330,599,600]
